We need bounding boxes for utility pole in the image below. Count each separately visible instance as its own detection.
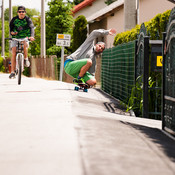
[1,0,5,59]
[9,0,12,34]
[136,0,139,25]
[41,0,46,58]
[9,0,12,54]
[124,0,137,31]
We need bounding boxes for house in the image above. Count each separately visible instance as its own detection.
[138,0,174,25]
[72,0,175,48]
[72,0,107,19]
[87,0,125,48]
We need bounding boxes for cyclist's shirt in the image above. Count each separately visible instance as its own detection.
[9,16,34,39]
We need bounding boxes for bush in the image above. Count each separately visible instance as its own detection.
[47,45,62,57]
[114,10,171,46]
[23,67,30,77]
[0,57,5,72]
[72,15,87,52]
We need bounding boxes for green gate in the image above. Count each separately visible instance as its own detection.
[135,23,162,119]
[135,24,149,118]
[162,7,175,136]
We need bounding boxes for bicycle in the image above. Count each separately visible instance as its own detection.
[6,37,30,85]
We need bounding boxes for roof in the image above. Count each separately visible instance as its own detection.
[72,0,97,14]
[87,0,124,23]
[167,0,175,4]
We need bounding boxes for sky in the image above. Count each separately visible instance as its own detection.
[4,0,51,12]
[4,0,72,12]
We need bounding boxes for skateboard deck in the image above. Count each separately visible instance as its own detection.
[74,83,89,92]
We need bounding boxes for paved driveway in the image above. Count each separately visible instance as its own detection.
[0,73,174,175]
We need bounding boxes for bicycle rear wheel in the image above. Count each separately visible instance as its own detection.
[17,54,22,85]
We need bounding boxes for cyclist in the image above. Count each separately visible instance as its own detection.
[64,28,116,87]
[9,6,35,79]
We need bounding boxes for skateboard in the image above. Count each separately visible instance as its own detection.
[74,83,89,92]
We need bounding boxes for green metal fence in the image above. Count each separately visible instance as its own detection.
[101,41,135,103]
[162,7,175,135]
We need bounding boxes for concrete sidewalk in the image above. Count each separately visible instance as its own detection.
[0,73,175,175]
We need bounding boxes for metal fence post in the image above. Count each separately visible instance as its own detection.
[162,32,166,130]
[143,36,149,118]
[135,40,138,82]
[59,46,64,81]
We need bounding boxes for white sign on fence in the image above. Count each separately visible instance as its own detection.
[56,34,71,47]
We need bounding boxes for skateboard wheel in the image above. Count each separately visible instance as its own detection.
[74,86,79,91]
[83,89,88,92]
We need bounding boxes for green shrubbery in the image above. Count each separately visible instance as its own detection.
[0,57,5,72]
[72,15,87,52]
[114,10,171,46]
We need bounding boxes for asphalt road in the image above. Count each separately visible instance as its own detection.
[0,73,175,175]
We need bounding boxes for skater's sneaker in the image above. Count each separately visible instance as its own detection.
[73,78,85,84]
[24,58,30,67]
[9,72,16,79]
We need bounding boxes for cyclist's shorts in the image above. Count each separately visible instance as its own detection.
[64,59,95,83]
[11,40,29,48]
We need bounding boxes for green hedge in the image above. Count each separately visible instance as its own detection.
[0,57,5,72]
[72,15,87,52]
[114,10,171,46]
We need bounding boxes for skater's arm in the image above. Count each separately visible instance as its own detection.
[85,29,116,43]
[67,29,116,60]
[79,29,116,49]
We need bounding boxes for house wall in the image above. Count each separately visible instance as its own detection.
[106,6,124,47]
[88,5,124,48]
[139,0,174,24]
[74,0,174,48]
[89,18,108,45]
[73,0,107,19]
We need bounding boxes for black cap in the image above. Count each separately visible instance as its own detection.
[18,6,26,11]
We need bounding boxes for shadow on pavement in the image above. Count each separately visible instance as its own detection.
[124,122,175,162]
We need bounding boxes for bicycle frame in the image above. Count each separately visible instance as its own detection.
[6,37,30,84]
[15,39,25,72]
[12,38,29,84]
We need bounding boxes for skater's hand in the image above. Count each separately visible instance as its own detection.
[29,37,35,42]
[108,28,116,35]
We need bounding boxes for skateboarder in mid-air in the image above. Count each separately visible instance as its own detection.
[64,28,116,88]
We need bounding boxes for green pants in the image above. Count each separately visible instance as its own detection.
[64,59,94,82]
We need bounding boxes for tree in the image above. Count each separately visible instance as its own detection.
[4,6,40,21]
[46,0,74,56]
[72,15,87,52]
[105,0,118,5]
[0,20,10,56]
[29,16,41,56]
[73,0,84,5]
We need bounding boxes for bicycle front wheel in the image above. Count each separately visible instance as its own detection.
[17,54,22,85]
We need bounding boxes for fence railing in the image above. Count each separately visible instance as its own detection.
[30,56,58,80]
[101,25,162,119]
[101,7,175,136]
[135,23,150,118]
[101,41,135,103]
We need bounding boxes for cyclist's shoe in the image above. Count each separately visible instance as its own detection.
[73,78,85,84]
[24,59,30,67]
[9,72,16,79]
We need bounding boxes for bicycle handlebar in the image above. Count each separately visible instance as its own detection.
[5,37,31,42]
